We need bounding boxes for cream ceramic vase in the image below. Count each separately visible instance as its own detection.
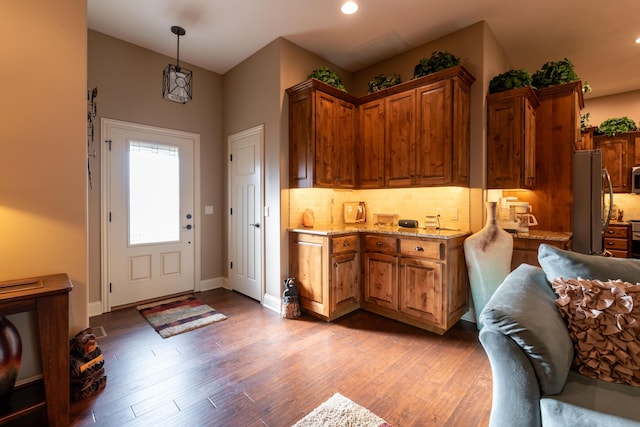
[464,201,513,329]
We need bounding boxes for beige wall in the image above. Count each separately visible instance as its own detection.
[351,21,510,232]
[1,1,87,380]
[87,31,224,304]
[584,90,640,128]
[223,39,282,309]
[222,37,350,310]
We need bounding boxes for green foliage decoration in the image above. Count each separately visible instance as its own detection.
[413,51,460,79]
[597,117,638,136]
[308,66,346,91]
[367,73,402,93]
[488,69,533,94]
[531,58,579,89]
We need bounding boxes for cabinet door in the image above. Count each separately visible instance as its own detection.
[358,99,385,188]
[314,91,338,187]
[363,252,398,310]
[331,251,360,314]
[523,99,536,188]
[289,234,329,317]
[597,137,630,192]
[487,95,535,189]
[415,80,452,186]
[335,100,356,188]
[399,257,442,323]
[289,88,313,188]
[384,90,415,187]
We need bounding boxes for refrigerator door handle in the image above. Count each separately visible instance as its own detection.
[602,168,614,230]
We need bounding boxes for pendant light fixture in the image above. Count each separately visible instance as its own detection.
[162,25,192,104]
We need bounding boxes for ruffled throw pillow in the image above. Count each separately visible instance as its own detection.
[553,277,640,387]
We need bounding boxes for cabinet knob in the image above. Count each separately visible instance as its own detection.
[414,246,424,251]
[343,242,351,247]
[376,242,384,247]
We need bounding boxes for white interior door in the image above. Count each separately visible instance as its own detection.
[102,119,199,309]
[228,125,264,301]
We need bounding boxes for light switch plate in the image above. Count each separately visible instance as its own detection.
[204,205,214,215]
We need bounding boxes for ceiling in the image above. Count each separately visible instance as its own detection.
[87,0,640,100]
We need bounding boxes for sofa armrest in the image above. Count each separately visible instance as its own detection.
[479,264,573,395]
[479,328,541,427]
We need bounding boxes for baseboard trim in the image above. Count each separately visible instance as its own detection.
[89,277,230,317]
[200,276,228,292]
[89,301,103,318]
[262,292,280,314]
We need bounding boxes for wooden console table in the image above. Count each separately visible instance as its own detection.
[0,273,72,427]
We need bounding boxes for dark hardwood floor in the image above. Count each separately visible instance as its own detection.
[69,289,492,427]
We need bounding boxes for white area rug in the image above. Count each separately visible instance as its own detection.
[292,393,390,427]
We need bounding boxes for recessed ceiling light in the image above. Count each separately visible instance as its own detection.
[636,36,640,44]
[341,1,358,15]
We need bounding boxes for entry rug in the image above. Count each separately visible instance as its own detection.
[137,295,227,338]
[292,393,392,427]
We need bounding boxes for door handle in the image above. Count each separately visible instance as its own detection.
[249,223,260,228]
[183,224,192,230]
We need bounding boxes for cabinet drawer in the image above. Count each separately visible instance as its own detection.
[604,238,627,251]
[608,249,629,258]
[363,235,398,254]
[400,238,443,260]
[604,226,629,239]
[331,234,358,254]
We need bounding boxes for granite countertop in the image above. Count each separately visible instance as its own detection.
[288,224,470,239]
[511,229,572,241]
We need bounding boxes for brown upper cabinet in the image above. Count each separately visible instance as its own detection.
[287,66,475,189]
[486,87,539,189]
[287,79,358,189]
[595,132,640,193]
[357,99,386,188]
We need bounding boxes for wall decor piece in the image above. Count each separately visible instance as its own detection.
[87,87,97,189]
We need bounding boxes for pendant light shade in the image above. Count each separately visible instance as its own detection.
[163,26,192,104]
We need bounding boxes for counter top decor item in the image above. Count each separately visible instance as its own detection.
[463,201,513,329]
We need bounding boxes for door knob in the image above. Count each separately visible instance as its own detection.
[183,224,192,230]
[249,223,260,228]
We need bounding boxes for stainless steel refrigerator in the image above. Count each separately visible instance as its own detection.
[573,150,613,255]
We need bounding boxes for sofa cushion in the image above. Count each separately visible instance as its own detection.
[540,371,640,427]
[479,264,574,395]
[538,243,640,284]
[553,277,640,387]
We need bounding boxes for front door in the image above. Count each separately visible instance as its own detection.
[103,119,199,309]
[228,125,263,301]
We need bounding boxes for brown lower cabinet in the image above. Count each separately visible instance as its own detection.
[289,232,360,321]
[290,230,469,335]
[604,222,631,258]
[511,233,572,270]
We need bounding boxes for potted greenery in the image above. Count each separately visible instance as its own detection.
[531,58,579,89]
[597,116,638,136]
[307,66,346,91]
[367,73,402,93]
[488,69,533,94]
[413,51,460,79]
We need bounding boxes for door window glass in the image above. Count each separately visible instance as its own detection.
[129,141,180,245]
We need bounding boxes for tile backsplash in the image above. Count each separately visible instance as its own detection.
[289,187,471,230]
[611,193,640,221]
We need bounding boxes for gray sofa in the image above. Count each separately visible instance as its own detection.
[478,244,640,427]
